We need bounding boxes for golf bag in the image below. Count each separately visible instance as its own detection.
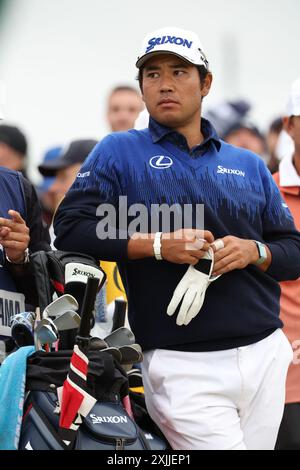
[19,350,167,450]
[30,250,106,348]
[24,251,169,450]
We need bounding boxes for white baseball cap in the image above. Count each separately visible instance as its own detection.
[287,78,300,117]
[0,105,3,120]
[136,27,209,70]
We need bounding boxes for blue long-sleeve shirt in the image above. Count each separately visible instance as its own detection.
[54,118,300,351]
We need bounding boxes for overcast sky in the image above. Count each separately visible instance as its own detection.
[0,0,299,181]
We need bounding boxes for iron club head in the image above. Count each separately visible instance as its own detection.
[34,318,58,348]
[42,294,79,318]
[53,311,81,331]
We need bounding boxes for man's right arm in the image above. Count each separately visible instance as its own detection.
[54,142,213,263]
[54,186,213,264]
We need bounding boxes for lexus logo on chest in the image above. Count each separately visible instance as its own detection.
[149,155,173,169]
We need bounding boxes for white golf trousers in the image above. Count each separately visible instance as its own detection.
[142,329,293,450]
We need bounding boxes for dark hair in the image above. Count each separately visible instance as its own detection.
[137,65,209,93]
[269,117,283,135]
[0,124,27,155]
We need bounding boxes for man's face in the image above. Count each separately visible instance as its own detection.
[141,54,211,129]
[49,163,81,208]
[107,90,143,132]
[284,116,300,154]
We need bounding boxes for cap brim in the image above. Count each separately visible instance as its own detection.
[136,50,196,69]
[38,158,70,177]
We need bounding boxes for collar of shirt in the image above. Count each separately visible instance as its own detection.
[279,153,300,195]
[149,116,221,158]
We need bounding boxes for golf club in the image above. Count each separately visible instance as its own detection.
[119,344,143,369]
[53,311,81,331]
[111,297,127,332]
[89,337,108,351]
[42,294,79,319]
[34,318,58,351]
[100,346,122,362]
[104,327,135,348]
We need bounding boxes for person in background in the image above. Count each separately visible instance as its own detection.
[273,78,300,450]
[266,117,283,174]
[204,99,251,140]
[106,85,144,132]
[37,146,62,227]
[0,115,50,347]
[38,139,97,213]
[0,124,29,179]
[223,121,267,159]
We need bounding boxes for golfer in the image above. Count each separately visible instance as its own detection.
[54,27,300,450]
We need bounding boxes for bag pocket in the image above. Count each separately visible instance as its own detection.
[76,401,148,450]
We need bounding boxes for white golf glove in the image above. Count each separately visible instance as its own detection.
[167,248,221,326]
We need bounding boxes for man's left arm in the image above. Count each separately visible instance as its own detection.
[213,164,300,281]
[212,236,272,276]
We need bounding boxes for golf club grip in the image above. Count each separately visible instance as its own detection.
[78,277,99,337]
[112,298,127,332]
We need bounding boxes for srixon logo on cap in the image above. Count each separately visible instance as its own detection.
[146,36,193,53]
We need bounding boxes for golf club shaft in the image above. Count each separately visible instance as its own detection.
[77,277,99,342]
[112,298,127,332]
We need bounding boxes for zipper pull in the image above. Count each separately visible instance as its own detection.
[116,438,125,450]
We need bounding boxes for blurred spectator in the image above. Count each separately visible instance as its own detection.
[106,85,144,132]
[223,121,267,158]
[0,112,50,342]
[37,146,62,227]
[266,117,283,174]
[204,99,251,138]
[274,77,300,450]
[204,100,267,159]
[39,139,97,210]
[0,124,28,178]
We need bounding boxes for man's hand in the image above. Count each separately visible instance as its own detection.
[0,210,30,263]
[127,228,214,263]
[211,236,270,276]
[161,229,214,265]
